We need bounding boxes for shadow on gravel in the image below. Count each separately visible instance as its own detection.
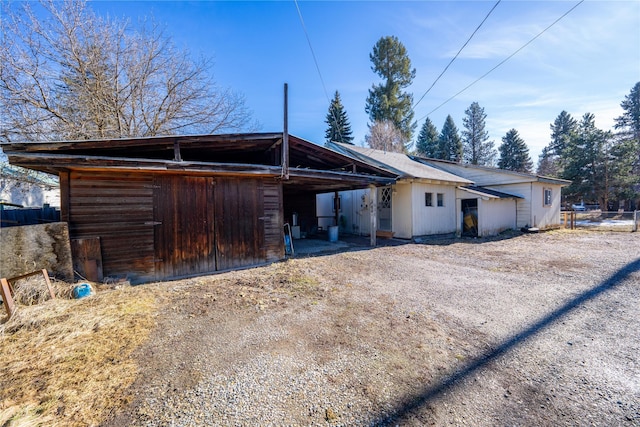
[372,258,640,426]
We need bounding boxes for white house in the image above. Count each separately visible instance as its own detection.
[0,164,60,208]
[324,143,473,239]
[415,157,570,230]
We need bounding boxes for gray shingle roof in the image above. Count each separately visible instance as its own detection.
[328,143,473,184]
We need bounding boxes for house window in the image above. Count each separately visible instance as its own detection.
[425,192,433,207]
[543,188,552,207]
[333,195,341,212]
[437,193,444,207]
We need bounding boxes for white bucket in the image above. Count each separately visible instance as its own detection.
[328,225,339,242]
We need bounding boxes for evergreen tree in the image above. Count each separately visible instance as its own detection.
[614,82,640,142]
[561,113,610,206]
[414,118,439,157]
[614,82,640,203]
[462,102,496,166]
[537,111,577,177]
[608,137,640,208]
[498,129,532,173]
[324,91,353,144]
[549,110,578,157]
[438,115,463,162]
[537,146,561,177]
[365,36,416,145]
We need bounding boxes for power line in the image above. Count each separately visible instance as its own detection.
[416,0,584,124]
[413,0,501,110]
[293,0,345,143]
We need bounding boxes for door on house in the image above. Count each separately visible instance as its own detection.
[377,186,393,231]
[153,175,216,279]
[461,198,478,237]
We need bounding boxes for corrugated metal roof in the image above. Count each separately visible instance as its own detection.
[414,156,571,186]
[459,186,522,199]
[328,143,473,184]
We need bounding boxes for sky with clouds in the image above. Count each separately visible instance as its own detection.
[89,0,639,165]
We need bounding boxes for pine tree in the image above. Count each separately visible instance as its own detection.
[549,110,577,157]
[537,111,577,177]
[614,82,640,142]
[365,36,416,146]
[462,102,496,166]
[438,115,463,162]
[561,113,610,206]
[498,129,532,173]
[414,118,439,157]
[614,82,640,204]
[536,146,560,177]
[324,91,353,144]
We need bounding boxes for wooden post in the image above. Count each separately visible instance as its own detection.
[282,83,289,180]
[1,278,16,319]
[334,191,340,226]
[369,185,377,247]
[634,210,638,232]
[173,138,182,162]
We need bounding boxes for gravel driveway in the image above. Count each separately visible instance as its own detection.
[104,230,640,426]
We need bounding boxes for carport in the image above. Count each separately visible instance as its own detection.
[2,133,395,283]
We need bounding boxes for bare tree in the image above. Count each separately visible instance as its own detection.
[365,120,405,153]
[0,0,256,143]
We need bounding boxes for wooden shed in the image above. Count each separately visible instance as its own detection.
[2,133,395,283]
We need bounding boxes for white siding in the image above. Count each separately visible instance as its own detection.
[317,189,371,235]
[484,183,532,228]
[411,182,458,236]
[478,198,517,237]
[0,178,60,208]
[531,183,563,229]
[392,183,413,238]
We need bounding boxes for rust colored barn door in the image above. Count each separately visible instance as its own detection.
[153,176,216,279]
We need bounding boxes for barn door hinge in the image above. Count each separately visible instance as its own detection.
[144,221,162,226]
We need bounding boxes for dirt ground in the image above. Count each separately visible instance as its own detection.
[103,230,640,426]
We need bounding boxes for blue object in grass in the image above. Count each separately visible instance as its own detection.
[72,283,93,299]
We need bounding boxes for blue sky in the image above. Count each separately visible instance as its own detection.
[90,0,640,165]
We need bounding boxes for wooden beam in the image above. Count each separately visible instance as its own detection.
[369,184,377,247]
[282,83,289,179]
[0,278,16,318]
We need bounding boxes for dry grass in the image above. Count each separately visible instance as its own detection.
[0,283,161,427]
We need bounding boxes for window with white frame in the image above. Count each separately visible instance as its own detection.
[437,193,444,207]
[543,188,552,207]
[425,192,433,207]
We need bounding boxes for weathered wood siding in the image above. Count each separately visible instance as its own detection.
[65,171,156,282]
[215,177,265,270]
[63,172,284,283]
[154,176,216,279]
[263,180,284,262]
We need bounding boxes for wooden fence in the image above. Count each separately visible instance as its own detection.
[561,210,638,232]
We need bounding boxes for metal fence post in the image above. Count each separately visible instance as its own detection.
[634,210,638,232]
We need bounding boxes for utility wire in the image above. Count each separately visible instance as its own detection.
[294,0,330,103]
[294,0,346,143]
[416,0,584,123]
[413,0,501,110]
